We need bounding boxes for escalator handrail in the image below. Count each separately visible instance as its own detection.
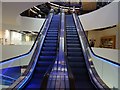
[6,13,53,90]
[76,15,120,66]
[40,14,61,89]
[0,15,48,64]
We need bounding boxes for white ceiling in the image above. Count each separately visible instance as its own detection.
[2,2,45,25]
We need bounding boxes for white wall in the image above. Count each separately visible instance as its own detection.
[79,1,118,31]
[92,47,119,63]
[1,45,32,61]
[1,17,45,45]
[20,17,45,32]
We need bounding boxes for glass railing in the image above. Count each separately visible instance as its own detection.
[73,13,120,89]
[0,13,53,89]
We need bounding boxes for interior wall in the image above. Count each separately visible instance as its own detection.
[81,0,97,10]
[79,1,118,31]
[92,47,118,63]
[1,45,32,61]
[20,16,45,32]
[0,16,45,45]
[87,26,118,48]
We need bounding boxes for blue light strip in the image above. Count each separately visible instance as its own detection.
[0,74,16,81]
[1,79,13,84]
[1,51,32,65]
[90,51,119,67]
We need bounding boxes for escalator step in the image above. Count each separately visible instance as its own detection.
[67,32,77,35]
[49,28,58,30]
[67,35,78,37]
[39,56,55,61]
[74,74,90,81]
[67,48,82,52]
[67,41,79,44]
[37,61,53,67]
[47,32,58,34]
[66,30,76,31]
[41,51,56,56]
[67,44,80,48]
[45,40,57,43]
[66,27,76,29]
[67,37,78,40]
[68,57,84,62]
[47,34,58,37]
[48,29,58,31]
[66,28,76,30]
[42,47,56,51]
[35,67,48,73]
[71,68,88,75]
[66,26,75,28]
[67,52,82,57]
[67,35,78,38]
[46,37,57,40]
[44,43,57,47]
[69,62,86,68]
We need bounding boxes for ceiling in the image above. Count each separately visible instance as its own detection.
[2,2,44,25]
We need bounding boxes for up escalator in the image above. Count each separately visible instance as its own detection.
[23,15,60,89]
[65,15,96,89]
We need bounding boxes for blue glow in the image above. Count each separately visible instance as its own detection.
[0,74,16,81]
[1,79,13,84]
[18,44,42,89]
[2,66,21,78]
[91,52,119,67]
[0,52,31,65]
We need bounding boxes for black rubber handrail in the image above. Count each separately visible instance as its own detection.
[77,15,120,66]
[0,16,48,63]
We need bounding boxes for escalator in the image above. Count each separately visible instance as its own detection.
[23,15,60,89]
[65,15,96,89]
